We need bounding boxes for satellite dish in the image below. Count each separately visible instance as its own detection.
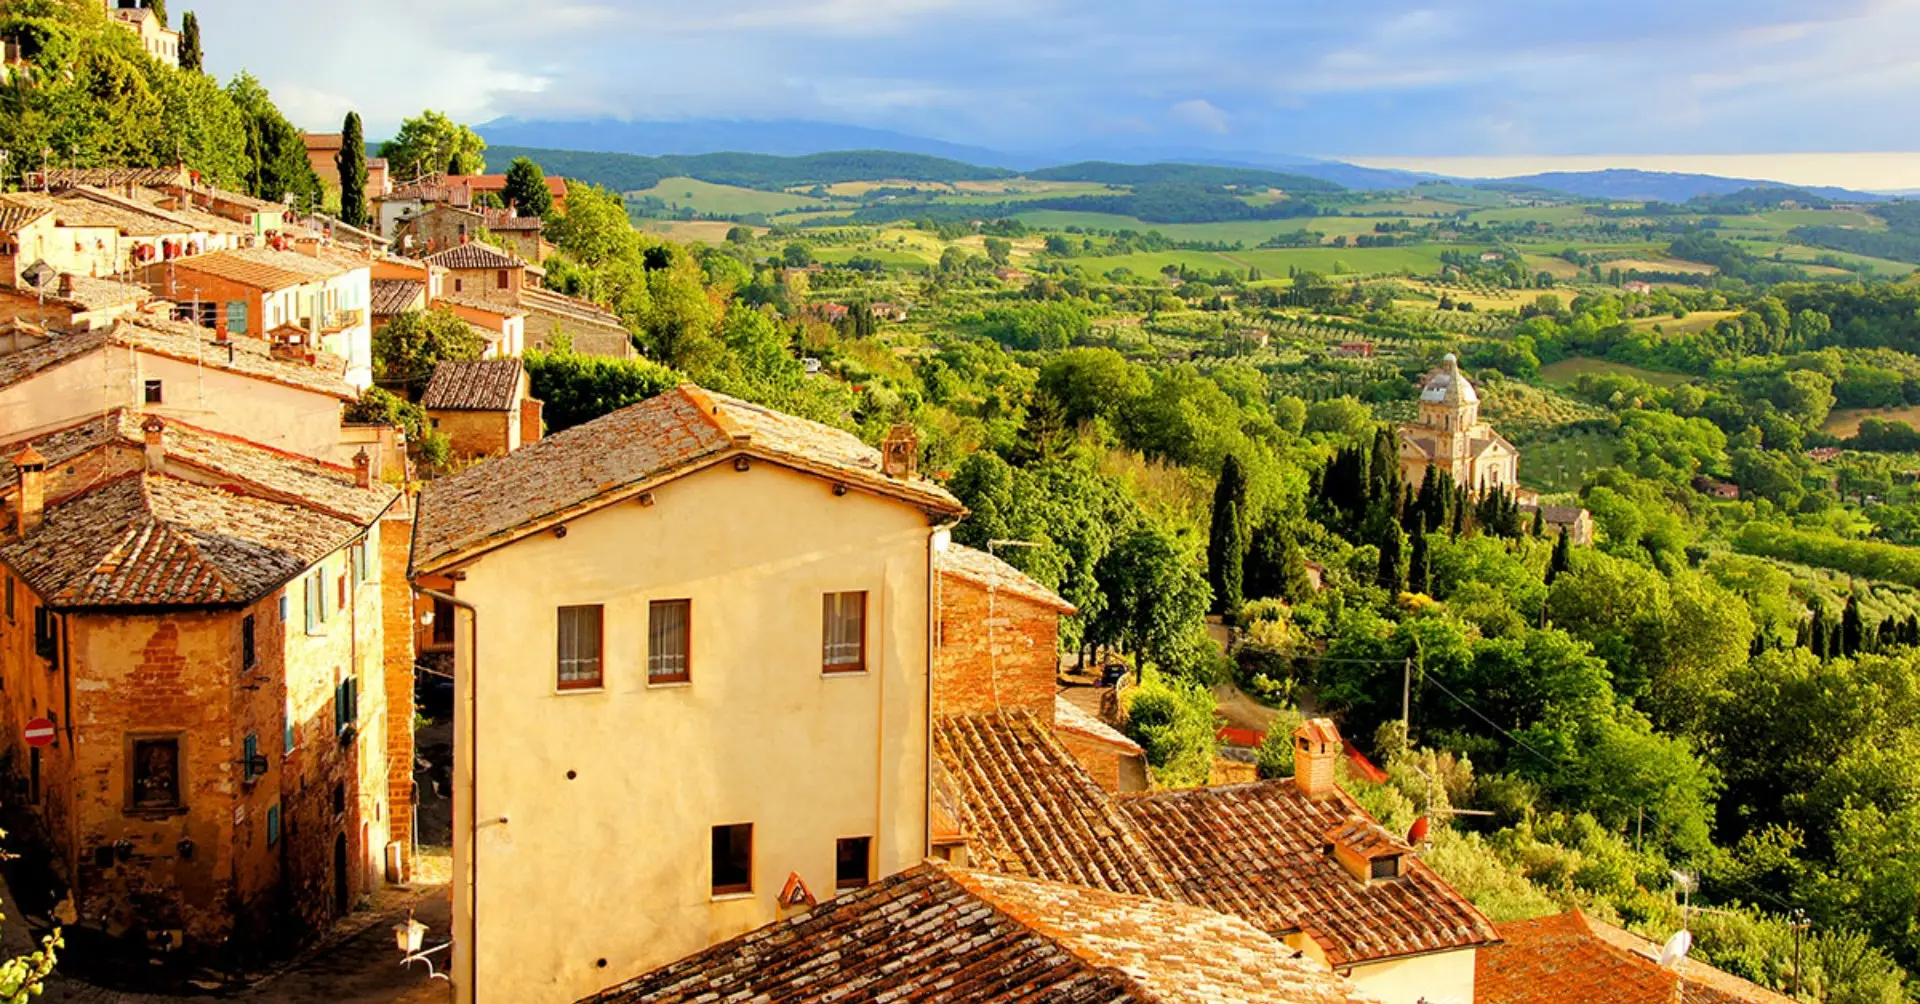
[21,260,55,289]
[1408,815,1430,845]
[1658,929,1693,970]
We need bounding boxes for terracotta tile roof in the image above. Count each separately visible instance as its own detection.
[1054,695,1144,754]
[0,202,50,232]
[1117,781,1499,966]
[483,210,544,232]
[1478,911,1793,1004]
[167,247,348,289]
[26,167,188,190]
[0,473,363,609]
[448,174,569,199]
[425,243,524,271]
[421,358,524,412]
[941,542,1077,613]
[19,274,151,311]
[68,185,249,236]
[518,287,625,329]
[412,385,963,573]
[579,862,1374,1004]
[434,292,526,319]
[2,191,180,236]
[370,279,426,317]
[0,411,394,525]
[301,133,343,152]
[0,317,355,401]
[933,711,1179,900]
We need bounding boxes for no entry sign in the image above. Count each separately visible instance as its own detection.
[23,718,55,748]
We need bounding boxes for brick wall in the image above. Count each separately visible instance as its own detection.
[934,573,1059,717]
[1054,731,1122,791]
[380,510,416,877]
[519,398,544,447]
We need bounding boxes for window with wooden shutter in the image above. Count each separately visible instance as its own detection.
[648,599,691,684]
[836,836,872,889]
[822,591,867,673]
[130,737,182,811]
[241,614,256,670]
[556,605,604,690]
[711,823,753,896]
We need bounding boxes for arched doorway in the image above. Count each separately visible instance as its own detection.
[333,833,349,917]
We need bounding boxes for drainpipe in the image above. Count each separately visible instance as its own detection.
[924,520,958,858]
[417,587,478,1002]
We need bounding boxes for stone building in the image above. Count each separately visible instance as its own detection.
[1397,354,1519,494]
[0,412,405,956]
[420,358,542,459]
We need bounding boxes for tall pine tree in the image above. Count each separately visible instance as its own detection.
[1841,594,1864,656]
[1407,529,1431,596]
[1207,455,1250,616]
[1547,528,1572,585]
[1376,521,1407,593]
[178,11,201,72]
[336,111,369,229]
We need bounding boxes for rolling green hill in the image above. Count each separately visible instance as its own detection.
[1026,161,1344,193]
[485,145,1013,194]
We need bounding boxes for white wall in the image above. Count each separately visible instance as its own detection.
[1348,948,1476,1004]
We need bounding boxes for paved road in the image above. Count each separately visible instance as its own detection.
[28,886,451,1004]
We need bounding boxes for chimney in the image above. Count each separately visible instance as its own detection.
[353,448,371,489]
[142,415,166,472]
[14,446,46,534]
[1292,718,1342,800]
[880,424,918,480]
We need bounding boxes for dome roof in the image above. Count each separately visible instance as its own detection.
[1421,353,1478,405]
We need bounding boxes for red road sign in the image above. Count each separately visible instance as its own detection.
[23,718,55,748]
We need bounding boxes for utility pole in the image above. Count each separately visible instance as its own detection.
[1401,656,1412,734]
[1791,909,1807,997]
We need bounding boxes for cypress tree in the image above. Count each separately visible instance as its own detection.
[1415,468,1441,533]
[1207,455,1251,616]
[1547,529,1572,585]
[336,111,369,229]
[1810,613,1829,661]
[178,11,201,72]
[1841,594,1864,656]
[1408,529,1431,596]
[1376,522,1407,593]
[1531,506,1545,538]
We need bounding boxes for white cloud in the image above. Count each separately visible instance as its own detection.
[1168,99,1230,135]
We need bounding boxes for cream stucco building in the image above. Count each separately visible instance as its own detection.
[1397,353,1519,494]
[409,386,965,1004]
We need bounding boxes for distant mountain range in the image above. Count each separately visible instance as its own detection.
[475,117,1891,202]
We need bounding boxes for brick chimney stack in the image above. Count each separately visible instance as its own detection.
[142,415,166,472]
[353,448,371,489]
[1293,718,1343,801]
[14,446,46,534]
[880,424,918,480]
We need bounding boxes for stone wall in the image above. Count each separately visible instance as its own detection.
[933,574,1058,717]
[428,408,514,459]
[380,510,416,876]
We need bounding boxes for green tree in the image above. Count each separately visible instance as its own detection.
[142,0,167,27]
[1207,455,1250,616]
[984,236,1012,266]
[1123,671,1218,787]
[1093,525,1211,676]
[372,308,484,390]
[1036,347,1143,427]
[523,350,681,431]
[176,10,200,71]
[502,156,554,218]
[1408,528,1431,595]
[335,111,368,228]
[1245,521,1314,604]
[381,109,486,180]
[781,242,814,268]
[1547,529,1572,585]
[226,72,323,205]
[1376,520,1407,592]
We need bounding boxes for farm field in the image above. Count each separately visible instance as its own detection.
[1728,239,1916,277]
[1520,430,1620,494]
[632,176,829,215]
[1631,309,1741,335]
[637,220,757,242]
[1539,356,1694,388]
[1605,257,1716,275]
[1232,244,1482,275]
[1008,210,1422,244]
[1522,254,1584,279]
[1823,405,1920,438]
[1465,205,1595,226]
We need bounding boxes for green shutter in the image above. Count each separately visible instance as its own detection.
[227,300,248,335]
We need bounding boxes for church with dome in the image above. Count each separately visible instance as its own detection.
[1397,354,1521,493]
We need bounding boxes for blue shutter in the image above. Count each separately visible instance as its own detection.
[267,804,281,846]
[227,300,248,335]
[304,576,318,633]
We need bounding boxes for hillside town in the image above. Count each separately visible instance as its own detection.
[1,0,1917,1002]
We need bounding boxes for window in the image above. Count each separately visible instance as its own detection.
[241,614,256,670]
[496,269,509,290]
[711,823,753,896]
[648,599,691,684]
[143,379,164,405]
[431,597,455,647]
[1371,855,1401,880]
[822,592,867,673]
[453,278,464,293]
[556,605,604,690]
[284,698,296,754]
[337,573,348,610]
[33,607,57,662]
[350,542,372,584]
[836,836,871,890]
[279,593,290,623]
[266,804,281,846]
[4,576,12,622]
[226,300,248,335]
[130,737,182,811]
[334,676,359,736]
[241,733,262,781]
[304,573,324,633]
[192,301,216,329]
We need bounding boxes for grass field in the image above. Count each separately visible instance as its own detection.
[1522,254,1584,279]
[1630,309,1740,336]
[632,177,828,216]
[1009,210,1423,244]
[637,220,758,242]
[1823,405,1920,438]
[1065,245,1462,278]
[1521,430,1620,493]
[1606,257,1716,275]
[1539,357,1693,388]
[1726,239,1916,278]
[1466,205,1596,226]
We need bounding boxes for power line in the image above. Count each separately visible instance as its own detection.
[1420,674,1562,770]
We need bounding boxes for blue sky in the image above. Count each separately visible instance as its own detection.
[196,0,1920,160]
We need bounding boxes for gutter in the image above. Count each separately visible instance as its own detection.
[417,586,479,1001]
